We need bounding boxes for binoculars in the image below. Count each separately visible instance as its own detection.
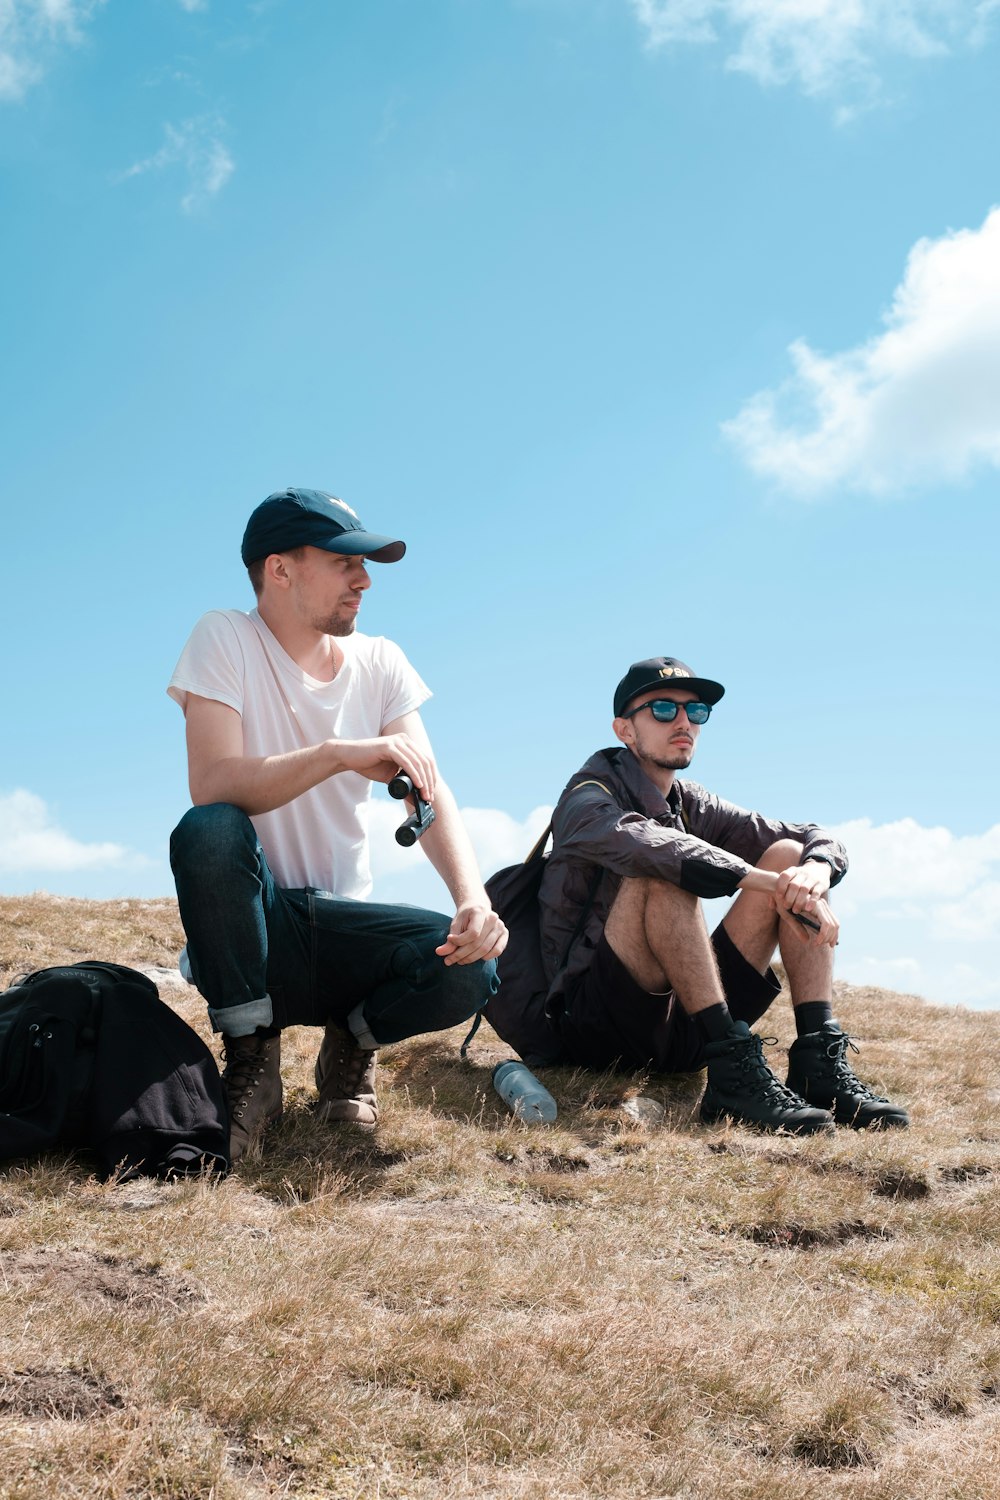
[388,771,436,847]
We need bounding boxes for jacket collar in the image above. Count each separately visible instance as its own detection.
[587,746,681,821]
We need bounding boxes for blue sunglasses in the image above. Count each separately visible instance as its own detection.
[621,699,712,725]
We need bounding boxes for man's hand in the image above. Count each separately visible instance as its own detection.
[435,902,508,966]
[334,733,438,801]
[773,862,838,948]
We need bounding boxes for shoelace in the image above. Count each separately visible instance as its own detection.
[826,1032,887,1102]
[221,1043,268,1107]
[327,1033,374,1092]
[735,1034,807,1106]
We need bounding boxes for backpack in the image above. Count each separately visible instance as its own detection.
[478,819,605,1066]
[0,961,229,1178]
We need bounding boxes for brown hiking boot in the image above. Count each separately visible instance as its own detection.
[221,1032,283,1163]
[314,1023,378,1127]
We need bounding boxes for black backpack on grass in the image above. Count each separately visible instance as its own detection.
[0,962,229,1179]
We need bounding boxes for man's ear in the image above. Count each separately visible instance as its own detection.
[612,715,632,749]
[266,553,292,590]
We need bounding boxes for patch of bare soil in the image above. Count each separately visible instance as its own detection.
[224,1434,304,1491]
[940,1162,994,1183]
[525,1147,590,1173]
[3,1247,205,1310]
[363,1196,539,1222]
[726,1218,892,1248]
[0,1367,125,1419]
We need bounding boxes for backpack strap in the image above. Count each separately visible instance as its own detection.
[460,820,552,1059]
[523,821,553,864]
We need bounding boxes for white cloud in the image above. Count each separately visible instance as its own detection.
[0,789,132,872]
[368,799,552,908]
[829,814,1000,1007]
[0,0,106,101]
[116,114,234,212]
[933,880,1000,941]
[830,816,1000,904]
[723,207,1000,495]
[628,1,997,104]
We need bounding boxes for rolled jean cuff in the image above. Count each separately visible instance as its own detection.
[347,1002,380,1051]
[207,994,274,1037]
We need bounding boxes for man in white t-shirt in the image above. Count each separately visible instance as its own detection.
[168,487,507,1162]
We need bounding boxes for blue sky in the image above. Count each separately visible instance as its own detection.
[2,0,998,1009]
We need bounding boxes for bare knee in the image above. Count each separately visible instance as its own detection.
[755,838,805,874]
[612,877,697,922]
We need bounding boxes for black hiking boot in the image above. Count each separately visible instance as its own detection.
[700,1022,834,1135]
[221,1031,283,1163]
[315,1024,378,1127]
[786,1021,909,1129]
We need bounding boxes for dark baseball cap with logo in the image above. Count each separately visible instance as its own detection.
[613,657,725,718]
[241,487,406,567]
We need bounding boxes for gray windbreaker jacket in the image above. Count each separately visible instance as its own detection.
[538,746,848,1016]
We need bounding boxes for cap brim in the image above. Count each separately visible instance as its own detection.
[315,532,406,564]
[686,678,725,706]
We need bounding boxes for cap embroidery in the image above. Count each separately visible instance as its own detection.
[659,666,690,679]
[326,496,359,519]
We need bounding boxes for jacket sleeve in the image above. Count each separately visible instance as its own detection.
[551,779,849,901]
[551,780,753,899]
[679,784,849,888]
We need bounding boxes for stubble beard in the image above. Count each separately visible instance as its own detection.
[313,610,357,637]
[647,750,693,772]
[633,731,695,774]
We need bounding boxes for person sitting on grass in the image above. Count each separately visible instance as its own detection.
[167,487,506,1162]
[532,656,907,1133]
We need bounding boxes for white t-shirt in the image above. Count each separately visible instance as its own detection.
[167,609,431,897]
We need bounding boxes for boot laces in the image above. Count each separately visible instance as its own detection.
[826,1031,886,1102]
[328,1030,375,1092]
[221,1039,269,1110]
[736,1033,807,1108]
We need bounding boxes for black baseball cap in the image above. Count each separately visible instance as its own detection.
[241,487,406,566]
[613,657,725,718]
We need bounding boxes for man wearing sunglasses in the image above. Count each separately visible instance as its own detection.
[534,656,907,1133]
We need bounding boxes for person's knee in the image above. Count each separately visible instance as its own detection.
[169,803,256,881]
[439,957,500,1025]
[755,837,805,873]
[636,877,699,919]
[617,876,696,914]
[607,878,698,951]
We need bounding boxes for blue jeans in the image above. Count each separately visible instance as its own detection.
[169,804,498,1042]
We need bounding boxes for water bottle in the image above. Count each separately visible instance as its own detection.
[492,1060,558,1123]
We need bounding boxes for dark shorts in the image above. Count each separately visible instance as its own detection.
[557,923,781,1074]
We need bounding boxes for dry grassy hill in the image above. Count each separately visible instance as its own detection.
[1,895,999,1499]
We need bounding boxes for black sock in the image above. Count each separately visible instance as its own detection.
[794,1001,833,1037]
[695,1002,736,1043]
[255,1024,281,1038]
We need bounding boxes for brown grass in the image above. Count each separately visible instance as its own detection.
[1,895,999,1498]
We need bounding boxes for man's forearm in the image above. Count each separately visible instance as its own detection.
[416,781,489,907]
[190,741,343,814]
